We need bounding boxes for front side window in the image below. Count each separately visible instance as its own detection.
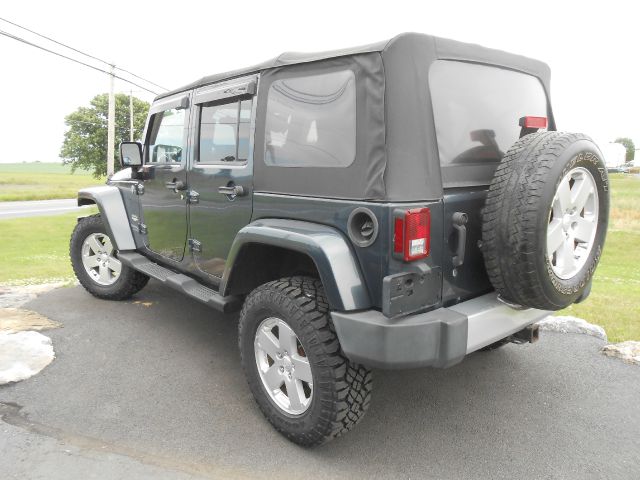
[264,70,356,168]
[199,99,252,164]
[147,108,186,163]
[430,60,548,186]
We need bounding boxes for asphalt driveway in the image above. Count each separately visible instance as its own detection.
[0,199,90,219]
[1,282,638,479]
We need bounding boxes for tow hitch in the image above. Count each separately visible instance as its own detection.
[509,324,540,344]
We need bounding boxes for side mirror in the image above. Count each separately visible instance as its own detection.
[120,142,143,168]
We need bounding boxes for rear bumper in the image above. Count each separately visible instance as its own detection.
[331,292,550,369]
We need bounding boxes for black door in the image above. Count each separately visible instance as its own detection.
[188,79,255,277]
[139,94,191,262]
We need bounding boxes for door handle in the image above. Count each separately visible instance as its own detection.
[218,184,245,199]
[165,179,187,192]
[452,212,468,268]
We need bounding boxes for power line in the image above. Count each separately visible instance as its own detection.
[0,17,111,67]
[0,16,168,92]
[113,66,167,92]
[0,29,159,95]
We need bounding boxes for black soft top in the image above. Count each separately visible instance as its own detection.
[158,33,550,100]
[157,33,553,201]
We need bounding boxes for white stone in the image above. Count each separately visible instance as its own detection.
[0,331,55,385]
[537,315,608,341]
[601,341,640,365]
[0,282,69,309]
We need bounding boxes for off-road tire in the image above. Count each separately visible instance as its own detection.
[70,214,149,300]
[482,132,609,310]
[239,276,372,446]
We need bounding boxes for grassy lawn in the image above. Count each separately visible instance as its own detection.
[560,174,640,342]
[0,162,104,201]
[0,174,637,341]
[0,210,95,284]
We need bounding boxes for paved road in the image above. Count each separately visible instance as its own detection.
[0,199,90,219]
[1,283,638,479]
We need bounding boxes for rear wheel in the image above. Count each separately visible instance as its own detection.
[70,215,149,300]
[238,276,372,446]
[482,132,609,310]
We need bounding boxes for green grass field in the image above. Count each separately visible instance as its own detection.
[0,210,96,284]
[0,172,637,341]
[0,162,104,201]
[560,174,640,342]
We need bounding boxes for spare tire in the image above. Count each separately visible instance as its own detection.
[481,132,609,310]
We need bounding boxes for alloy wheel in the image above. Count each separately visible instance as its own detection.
[254,317,313,415]
[547,166,599,280]
[81,233,122,286]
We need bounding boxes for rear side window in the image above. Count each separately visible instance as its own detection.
[430,61,548,187]
[199,99,253,164]
[264,70,356,168]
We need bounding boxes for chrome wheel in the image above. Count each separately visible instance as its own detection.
[254,317,313,415]
[547,166,599,279]
[81,233,121,286]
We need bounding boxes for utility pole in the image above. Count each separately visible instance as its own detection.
[129,89,134,142]
[107,64,116,177]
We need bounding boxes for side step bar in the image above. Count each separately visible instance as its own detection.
[118,252,242,313]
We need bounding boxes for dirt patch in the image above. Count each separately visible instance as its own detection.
[0,283,65,333]
[0,308,62,332]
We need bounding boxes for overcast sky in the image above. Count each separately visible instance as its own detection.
[1,0,638,163]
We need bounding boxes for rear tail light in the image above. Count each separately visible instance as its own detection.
[393,208,430,261]
[519,116,547,129]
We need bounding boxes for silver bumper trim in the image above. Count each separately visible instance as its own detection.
[448,293,550,354]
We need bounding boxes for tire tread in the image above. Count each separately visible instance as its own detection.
[239,276,372,446]
[482,131,604,310]
[70,214,149,300]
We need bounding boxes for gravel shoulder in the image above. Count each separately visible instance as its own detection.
[0,282,638,479]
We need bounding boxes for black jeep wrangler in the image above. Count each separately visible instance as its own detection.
[70,33,609,446]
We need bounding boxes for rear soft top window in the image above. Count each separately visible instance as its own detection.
[429,60,548,187]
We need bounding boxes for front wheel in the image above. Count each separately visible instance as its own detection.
[70,215,149,300]
[238,276,372,446]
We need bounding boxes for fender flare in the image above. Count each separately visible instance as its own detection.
[77,186,136,251]
[221,219,371,311]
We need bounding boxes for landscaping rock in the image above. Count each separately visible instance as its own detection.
[0,283,63,384]
[537,316,608,341]
[0,331,55,385]
[601,341,640,365]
